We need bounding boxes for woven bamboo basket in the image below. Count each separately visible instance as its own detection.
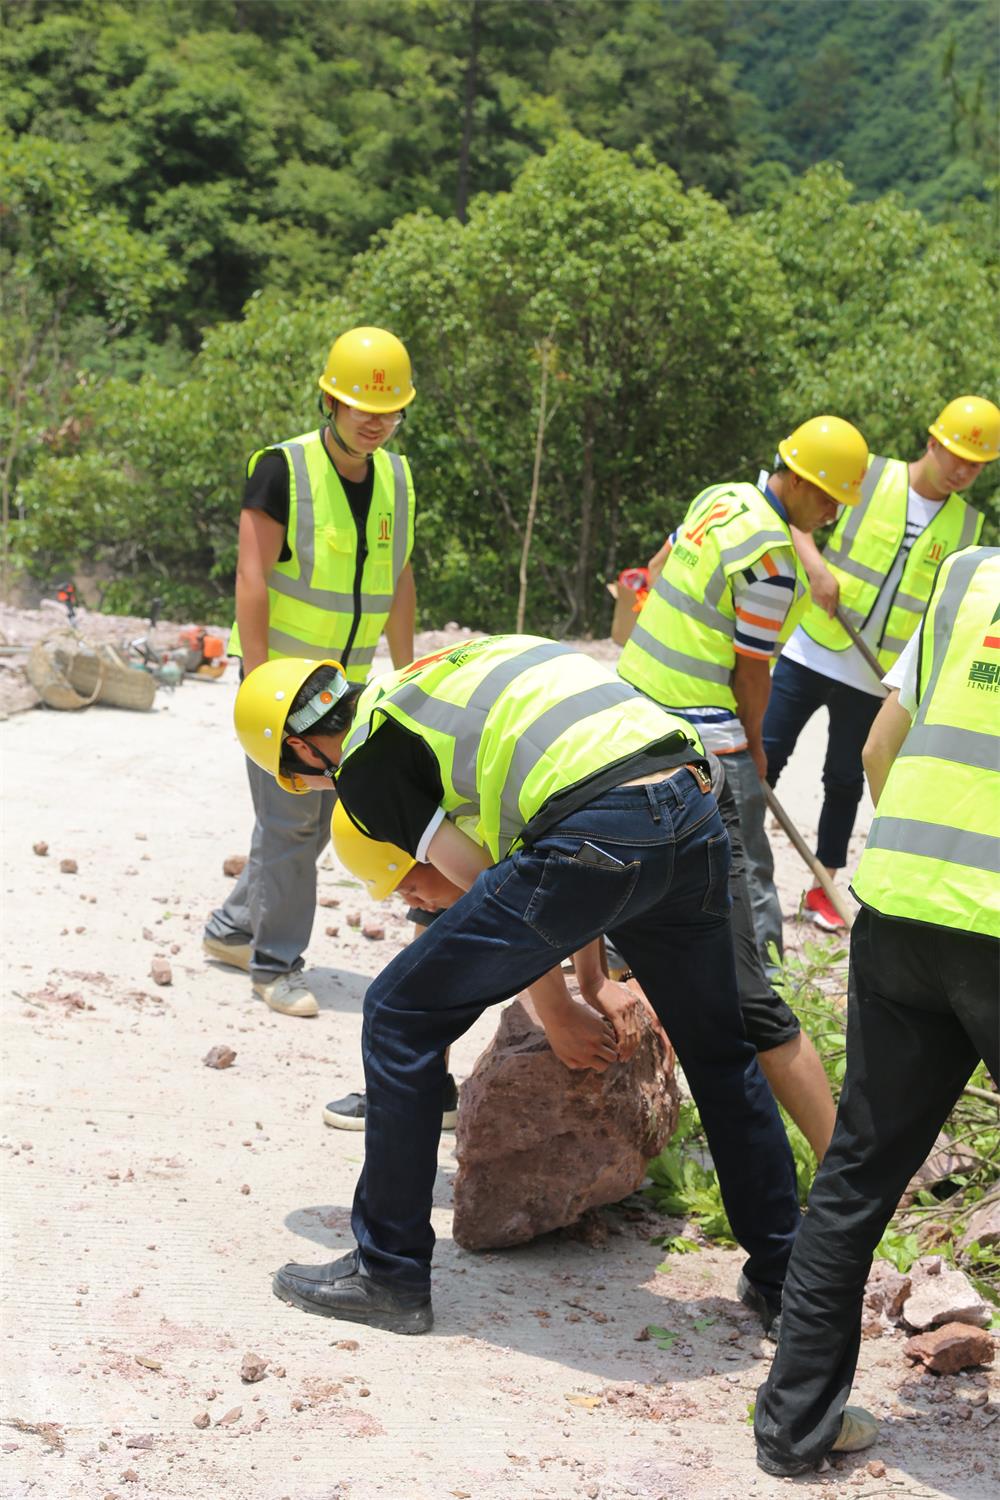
[26,636,156,712]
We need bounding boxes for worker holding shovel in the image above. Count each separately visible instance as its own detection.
[617,415,870,1158]
[233,636,801,1335]
[761,396,996,945]
[754,544,1000,1476]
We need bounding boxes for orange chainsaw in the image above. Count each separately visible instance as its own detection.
[173,626,229,680]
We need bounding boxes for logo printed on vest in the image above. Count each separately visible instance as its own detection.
[685,500,732,546]
[927,540,945,564]
[377,515,392,543]
[982,604,1000,651]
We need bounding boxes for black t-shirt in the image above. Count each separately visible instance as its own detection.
[336,715,702,861]
[336,717,443,855]
[243,438,375,563]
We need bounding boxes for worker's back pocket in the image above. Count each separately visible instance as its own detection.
[521,850,640,949]
[702,832,732,918]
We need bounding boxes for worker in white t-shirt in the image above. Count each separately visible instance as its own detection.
[760,396,996,946]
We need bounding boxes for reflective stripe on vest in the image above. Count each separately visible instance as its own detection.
[229,432,413,681]
[618,482,808,711]
[342,635,701,861]
[802,457,985,670]
[850,546,1000,939]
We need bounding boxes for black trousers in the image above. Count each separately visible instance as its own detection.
[754,908,999,1474]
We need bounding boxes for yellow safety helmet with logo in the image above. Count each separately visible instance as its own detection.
[331,802,415,900]
[928,396,1000,464]
[318,326,415,414]
[234,657,348,793]
[778,415,869,506]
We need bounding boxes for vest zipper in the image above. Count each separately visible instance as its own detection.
[339,508,369,673]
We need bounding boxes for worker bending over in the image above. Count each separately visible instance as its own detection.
[234,636,801,1334]
[754,545,999,1475]
[762,396,995,938]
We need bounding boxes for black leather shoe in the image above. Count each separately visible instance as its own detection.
[737,1270,782,1342]
[272,1250,433,1334]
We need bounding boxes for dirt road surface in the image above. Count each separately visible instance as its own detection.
[2,633,994,1499]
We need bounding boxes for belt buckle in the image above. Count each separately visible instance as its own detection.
[689,762,712,795]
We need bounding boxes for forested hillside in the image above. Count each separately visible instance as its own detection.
[2,0,997,630]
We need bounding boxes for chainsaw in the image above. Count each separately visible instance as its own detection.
[168,627,229,680]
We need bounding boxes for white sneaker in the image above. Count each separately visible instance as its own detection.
[252,972,319,1018]
[203,934,252,972]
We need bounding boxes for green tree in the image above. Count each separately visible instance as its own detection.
[755,162,999,532]
[0,127,181,595]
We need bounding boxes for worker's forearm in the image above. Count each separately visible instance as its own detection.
[733,669,769,748]
[862,690,912,805]
[235,573,271,675]
[571,939,607,1002]
[791,526,825,573]
[526,965,576,1022]
[384,564,415,670]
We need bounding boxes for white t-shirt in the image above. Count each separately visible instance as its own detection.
[782,487,945,697]
[881,631,920,716]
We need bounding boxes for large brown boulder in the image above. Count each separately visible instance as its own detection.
[452,991,679,1251]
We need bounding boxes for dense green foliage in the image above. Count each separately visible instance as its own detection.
[2,0,997,625]
[726,0,1000,216]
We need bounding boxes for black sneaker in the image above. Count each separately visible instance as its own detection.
[323,1075,459,1132]
[737,1270,782,1342]
[273,1249,433,1334]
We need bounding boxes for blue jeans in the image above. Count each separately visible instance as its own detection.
[353,770,800,1296]
[764,657,883,872]
[754,910,999,1473]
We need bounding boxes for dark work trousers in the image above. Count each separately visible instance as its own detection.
[594,761,799,1052]
[353,770,800,1298]
[717,765,800,1051]
[764,655,883,870]
[754,909,1000,1474]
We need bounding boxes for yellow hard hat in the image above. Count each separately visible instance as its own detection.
[318,326,415,413]
[928,396,1000,463]
[331,801,415,900]
[234,657,347,794]
[778,416,869,507]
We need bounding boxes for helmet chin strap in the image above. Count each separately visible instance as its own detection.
[319,395,369,461]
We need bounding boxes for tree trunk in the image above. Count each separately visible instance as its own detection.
[516,339,552,633]
[455,1,480,224]
[573,397,596,635]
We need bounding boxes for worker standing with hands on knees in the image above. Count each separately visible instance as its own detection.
[754,544,1000,1476]
[617,417,870,1157]
[203,328,418,1018]
[233,636,801,1335]
[761,396,995,942]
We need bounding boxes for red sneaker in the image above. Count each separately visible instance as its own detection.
[801,885,846,931]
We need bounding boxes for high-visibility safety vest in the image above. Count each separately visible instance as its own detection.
[802,456,983,671]
[340,635,702,862]
[617,482,809,710]
[228,430,414,684]
[851,546,1000,939]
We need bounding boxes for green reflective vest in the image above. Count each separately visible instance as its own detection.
[851,546,1000,939]
[229,430,414,684]
[341,635,702,862]
[802,456,983,671]
[618,482,809,710]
